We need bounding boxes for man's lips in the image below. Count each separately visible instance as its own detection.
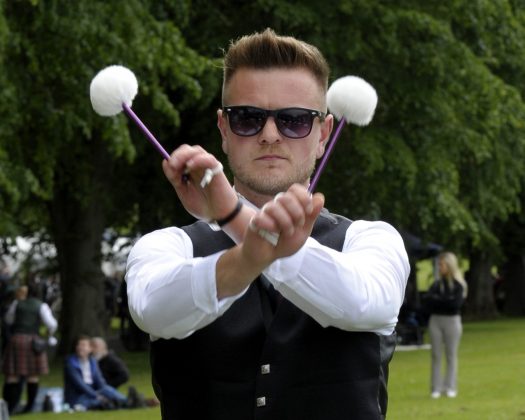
[256,154,286,161]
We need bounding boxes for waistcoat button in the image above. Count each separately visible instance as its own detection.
[256,396,266,407]
[261,364,270,374]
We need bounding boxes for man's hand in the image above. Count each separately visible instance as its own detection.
[216,184,324,299]
[162,145,238,222]
[243,184,324,266]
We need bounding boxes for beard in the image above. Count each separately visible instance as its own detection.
[228,155,316,196]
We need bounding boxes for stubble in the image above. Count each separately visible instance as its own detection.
[228,154,316,196]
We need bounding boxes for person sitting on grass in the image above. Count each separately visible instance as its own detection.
[64,334,141,410]
[90,336,130,389]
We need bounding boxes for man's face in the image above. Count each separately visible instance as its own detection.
[218,68,333,203]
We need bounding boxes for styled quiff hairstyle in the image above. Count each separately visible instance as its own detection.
[222,28,330,103]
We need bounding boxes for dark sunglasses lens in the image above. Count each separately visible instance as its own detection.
[276,109,314,138]
[229,107,266,136]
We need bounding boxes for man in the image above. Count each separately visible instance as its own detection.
[90,337,130,389]
[126,28,409,419]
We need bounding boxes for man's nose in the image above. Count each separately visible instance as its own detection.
[258,116,282,144]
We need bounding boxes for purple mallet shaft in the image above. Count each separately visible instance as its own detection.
[308,118,346,193]
[122,103,170,160]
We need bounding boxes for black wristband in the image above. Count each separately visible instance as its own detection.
[216,200,243,227]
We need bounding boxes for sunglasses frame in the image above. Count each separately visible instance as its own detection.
[223,106,326,139]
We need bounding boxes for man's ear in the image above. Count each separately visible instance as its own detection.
[316,113,334,159]
[217,109,229,154]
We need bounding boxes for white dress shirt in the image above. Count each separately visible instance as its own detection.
[126,200,410,341]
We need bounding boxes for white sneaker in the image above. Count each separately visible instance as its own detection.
[431,391,441,399]
[446,390,457,398]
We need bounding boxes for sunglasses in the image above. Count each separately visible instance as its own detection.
[223,106,326,139]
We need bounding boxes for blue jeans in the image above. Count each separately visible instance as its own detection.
[77,385,126,409]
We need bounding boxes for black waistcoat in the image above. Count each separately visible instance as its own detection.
[150,210,395,420]
[13,298,42,334]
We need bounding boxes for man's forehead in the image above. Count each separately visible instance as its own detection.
[223,67,326,106]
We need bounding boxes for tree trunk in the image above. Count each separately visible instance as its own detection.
[52,193,107,355]
[501,254,525,316]
[49,134,113,355]
[464,251,497,318]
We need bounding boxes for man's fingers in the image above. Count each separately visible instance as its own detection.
[304,193,325,227]
[164,145,224,189]
[253,189,320,237]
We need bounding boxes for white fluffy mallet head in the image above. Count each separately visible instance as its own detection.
[327,75,378,126]
[90,65,138,116]
[89,65,171,160]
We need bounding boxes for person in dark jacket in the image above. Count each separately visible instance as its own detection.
[126,28,410,420]
[424,252,468,399]
[2,283,57,414]
[90,336,130,389]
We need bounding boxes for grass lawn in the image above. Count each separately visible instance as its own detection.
[388,317,525,420]
[32,317,524,419]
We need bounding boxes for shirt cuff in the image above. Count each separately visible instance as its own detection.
[191,250,249,314]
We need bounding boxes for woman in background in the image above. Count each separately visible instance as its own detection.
[424,252,468,399]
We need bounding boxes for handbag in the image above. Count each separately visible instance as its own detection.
[32,336,47,354]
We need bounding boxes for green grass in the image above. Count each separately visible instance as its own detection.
[33,317,525,419]
[388,317,525,419]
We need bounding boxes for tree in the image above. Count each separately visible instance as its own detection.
[193,0,525,316]
[315,1,525,316]
[444,0,525,316]
[2,0,525,354]
[0,0,219,352]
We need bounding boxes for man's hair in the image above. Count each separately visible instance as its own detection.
[222,28,329,101]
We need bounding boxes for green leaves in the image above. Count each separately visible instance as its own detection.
[307,1,525,254]
[1,0,525,259]
[0,0,219,237]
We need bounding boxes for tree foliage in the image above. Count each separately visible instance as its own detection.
[1,0,525,345]
[182,0,525,256]
[0,0,219,351]
[185,2,525,318]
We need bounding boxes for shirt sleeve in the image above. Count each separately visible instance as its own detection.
[39,303,58,334]
[263,220,410,335]
[125,227,247,340]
